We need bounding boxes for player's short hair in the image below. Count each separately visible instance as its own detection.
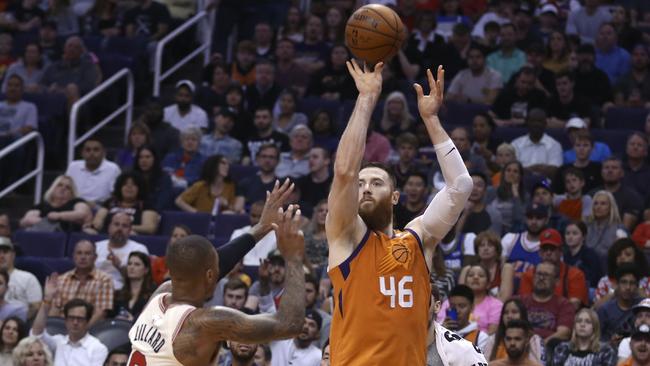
[360,162,397,190]
[166,235,216,278]
[449,285,474,304]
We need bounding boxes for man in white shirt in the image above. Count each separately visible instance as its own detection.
[511,108,563,178]
[163,80,209,132]
[618,298,650,363]
[275,125,313,179]
[0,237,42,319]
[565,0,612,44]
[94,213,148,290]
[65,138,121,205]
[447,46,503,105]
[270,310,322,366]
[232,201,277,266]
[31,296,108,366]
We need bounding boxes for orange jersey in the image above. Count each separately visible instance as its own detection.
[328,229,431,366]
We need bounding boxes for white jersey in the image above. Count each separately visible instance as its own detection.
[128,293,196,366]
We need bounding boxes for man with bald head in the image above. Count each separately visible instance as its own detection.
[128,205,306,365]
[40,35,100,103]
[48,240,114,326]
[94,212,148,290]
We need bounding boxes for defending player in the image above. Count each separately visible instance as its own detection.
[128,204,306,366]
[326,60,474,365]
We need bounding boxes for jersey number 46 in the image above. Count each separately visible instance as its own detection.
[379,276,413,308]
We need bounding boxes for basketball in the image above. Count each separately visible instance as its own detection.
[345,4,406,65]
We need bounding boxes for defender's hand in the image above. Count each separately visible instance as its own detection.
[273,205,305,262]
[413,66,445,117]
[346,59,383,97]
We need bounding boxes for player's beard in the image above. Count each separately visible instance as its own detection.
[232,345,257,363]
[359,195,393,231]
[505,344,526,360]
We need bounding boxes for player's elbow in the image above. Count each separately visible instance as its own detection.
[453,173,473,197]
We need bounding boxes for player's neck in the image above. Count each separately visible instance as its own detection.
[169,286,205,308]
[380,223,394,237]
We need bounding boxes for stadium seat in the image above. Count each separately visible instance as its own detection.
[159,211,211,236]
[593,129,635,154]
[90,319,132,352]
[211,236,231,248]
[492,126,527,143]
[444,102,490,126]
[67,233,108,256]
[213,214,249,238]
[131,235,169,256]
[46,317,67,336]
[15,256,74,284]
[229,164,259,183]
[298,97,341,125]
[604,107,648,130]
[13,231,67,257]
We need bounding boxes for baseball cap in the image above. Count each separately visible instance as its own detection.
[305,309,323,330]
[267,249,285,265]
[633,299,650,314]
[175,80,195,94]
[632,324,650,340]
[566,117,587,130]
[526,203,549,218]
[540,3,558,15]
[540,228,562,248]
[532,178,552,195]
[0,237,14,250]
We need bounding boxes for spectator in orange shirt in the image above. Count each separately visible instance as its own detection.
[517,228,589,308]
[553,167,592,221]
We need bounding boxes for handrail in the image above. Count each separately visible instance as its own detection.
[0,131,44,204]
[67,68,134,165]
[153,11,211,97]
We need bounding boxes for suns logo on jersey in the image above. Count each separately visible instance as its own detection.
[378,235,413,274]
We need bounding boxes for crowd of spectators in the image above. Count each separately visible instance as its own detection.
[0,0,650,365]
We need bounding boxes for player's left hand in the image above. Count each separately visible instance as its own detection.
[251,179,294,241]
[413,66,444,117]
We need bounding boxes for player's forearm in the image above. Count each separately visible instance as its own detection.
[421,115,451,146]
[274,259,306,337]
[333,94,378,177]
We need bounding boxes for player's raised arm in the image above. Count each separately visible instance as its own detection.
[326,60,383,265]
[407,66,473,245]
[191,205,306,343]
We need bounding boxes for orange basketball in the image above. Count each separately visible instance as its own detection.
[345,4,407,65]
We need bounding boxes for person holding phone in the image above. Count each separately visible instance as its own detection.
[440,285,490,353]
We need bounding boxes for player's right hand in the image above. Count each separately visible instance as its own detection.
[346,59,383,97]
[272,205,305,262]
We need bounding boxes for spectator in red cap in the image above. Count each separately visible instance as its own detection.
[517,228,589,308]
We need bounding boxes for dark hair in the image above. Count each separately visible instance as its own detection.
[112,171,147,202]
[396,132,418,148]
[573,130,594,144]
[563,167,584,182]
[449,284,474,304]
[22,42,43,68]
[105,344,132,363]
[555,69,574,83]
[360,161,397,190]
[545,31,569,61]
[484,21,500,33]
[171,224,192,235]
[200,155,231,185]
[504,318,531,333]
[565,220,588,237]
[116,252,155,307]
[0,316,26,349]
[405,172,428,186]
[256,143,279,159]
[615,262,642,282]
[490,298,530,360]
[64,299,94,321]
[305,273,319,292]
[452,22,470,36]
[224,277,248,296]
[497,161,525,200]
[607,238,648,278]
[166,235,216,277]
[254,105,273,115]
[133,145,163,196]
[415,10,437,30]
[474,112,496,130]
[577,43,596,55]
[526,42,545,55]
[470,171,488,186]
[500,23,516,33]
[259,344,272,361]
[309,109,337,137]
[467,45,486,58]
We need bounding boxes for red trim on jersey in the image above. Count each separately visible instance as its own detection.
[171,308,196,343]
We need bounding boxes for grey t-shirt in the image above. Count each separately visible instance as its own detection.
[427,338,445,366]
[0,100,37,136]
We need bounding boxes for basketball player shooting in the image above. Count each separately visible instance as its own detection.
[326,60,473,365]
[128,204,306,366]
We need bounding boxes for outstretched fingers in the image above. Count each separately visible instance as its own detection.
[413,82,424,100]
[374,62,384,74]
[436,65,445,97]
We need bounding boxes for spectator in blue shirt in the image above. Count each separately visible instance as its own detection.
[162,127,205,190]
[595,22,631,85]
[200,110,243,164]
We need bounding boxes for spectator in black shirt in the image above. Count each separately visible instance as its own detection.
[403,10,447,79]
[457,171,503,235]
[243,106,289,165]
[507,42,555,98]
[223,84,254,142]
[140,99,179,159]
[553,129,603,195]
[124,0,171,41]
[244,59,282,112]
[296,147,332,212]
[295,15,329,74]
[574,43,613,107]
[253,22,274,59]
[443,23,473,80]
[195,63,230,118]
[623,132,650,199]
[394,173,428,230]
[306,44,356,101]
[547,70,593,128]
[490,67,548,126]
[615,44,650,108]
[236,144,280,206]
[38,20,61,63]
[6,0,44,32]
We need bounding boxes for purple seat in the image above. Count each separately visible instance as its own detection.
[443,102,490,126]
[213,214,250,238]
[159,211,211,236]
[131,235,169,256]
[604,108,648,130]
[211,236,231,248]
[593,129,635,154]
[15,256,74,284]
[13,231,67,258]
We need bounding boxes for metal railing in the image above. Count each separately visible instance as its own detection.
[0,132,44,204]
[153,11,211,97]
[67,68,134,165]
